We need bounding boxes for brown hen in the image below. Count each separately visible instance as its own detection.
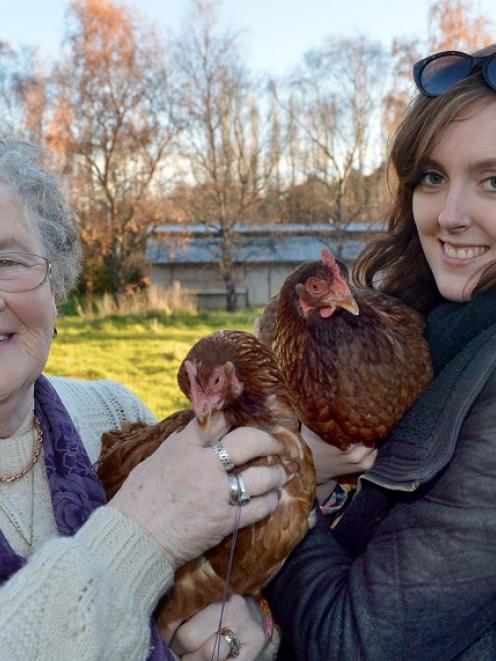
[257,249,433,451]
[97,329,316,633]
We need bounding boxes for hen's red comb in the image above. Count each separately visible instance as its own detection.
[321,248,341,279]
[321,248,335,267]
[184,360,197,380]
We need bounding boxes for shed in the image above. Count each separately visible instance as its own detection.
[146,223,383,308]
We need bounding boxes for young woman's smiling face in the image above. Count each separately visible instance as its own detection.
[413,100,496,302]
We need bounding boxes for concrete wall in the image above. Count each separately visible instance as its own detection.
[243,263,304,304]
[150,264,248,308]
[150,264,221,289]
[151,262,313,308]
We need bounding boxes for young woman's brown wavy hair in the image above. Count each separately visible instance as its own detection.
[353,44,496,312]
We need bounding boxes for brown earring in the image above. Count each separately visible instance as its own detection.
[52,327,58,339]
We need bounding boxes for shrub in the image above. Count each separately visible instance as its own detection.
[74,282,198,319]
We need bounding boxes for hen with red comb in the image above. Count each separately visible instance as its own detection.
[257,248,433,451]
[97,329,315,634]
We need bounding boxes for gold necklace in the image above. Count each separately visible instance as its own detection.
[23,465,36,552]
[5,461,36,553]
[0,420,39,553]
[0,414,43,483]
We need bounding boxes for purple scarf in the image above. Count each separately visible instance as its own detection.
[0,375,173,660]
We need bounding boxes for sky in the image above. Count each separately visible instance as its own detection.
[2,0,496,77]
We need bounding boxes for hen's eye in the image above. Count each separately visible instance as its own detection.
[307,279,320,292]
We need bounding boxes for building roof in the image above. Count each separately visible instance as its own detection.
[152,222,384,235]
[147,223,384,265]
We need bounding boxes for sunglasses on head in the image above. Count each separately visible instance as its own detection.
[413,50,496,97]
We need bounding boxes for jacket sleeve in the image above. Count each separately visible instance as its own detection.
[265,392,496,660]
[0,506,174,661]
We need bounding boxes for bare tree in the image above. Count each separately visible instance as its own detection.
[281,35,387,253]
[0,43,48,141]
[428,0,495,51]
[0,42,20,134]
[262,81,284,221]
[382,38,420,144]
[174,0,274,311]
[48,0,184,303]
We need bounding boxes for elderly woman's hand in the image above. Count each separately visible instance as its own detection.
[109,415,291,569]
[170,595,266,660]
[300,424,378,503]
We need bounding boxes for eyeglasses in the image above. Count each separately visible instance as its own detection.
[413,50,496,97]
[0,252,52,293]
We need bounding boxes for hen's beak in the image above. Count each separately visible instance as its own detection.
[334,295,359,316]
[196,409,212,431]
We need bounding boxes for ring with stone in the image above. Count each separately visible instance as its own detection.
[212,441,235,472]
[219,627,241,657]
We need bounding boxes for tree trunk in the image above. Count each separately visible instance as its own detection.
[223,269,238,312]
[220,228,238,312]
[109,235,126,307]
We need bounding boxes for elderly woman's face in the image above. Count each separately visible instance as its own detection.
[0,183,56,400]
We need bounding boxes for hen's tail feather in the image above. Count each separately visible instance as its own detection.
[157,557,230,629]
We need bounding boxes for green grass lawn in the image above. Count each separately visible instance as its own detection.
[45,308,261,420]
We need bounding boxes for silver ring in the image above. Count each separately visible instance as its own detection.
[227,474,251,507]
[212,441,235,472]
[219,627,241,657]
[228,474,240,504]
[235,474,251,507]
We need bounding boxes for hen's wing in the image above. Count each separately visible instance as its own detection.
[156,411,316,631]
[255,295,279,349]
[97,409,194,499]
[278,287,432,450]
[98,331,315,633]
[156,331,316,631]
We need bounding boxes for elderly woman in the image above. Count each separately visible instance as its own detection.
[0,138,289,660]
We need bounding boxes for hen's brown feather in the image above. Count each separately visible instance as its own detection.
[258,259,433,451]
[255,295,279,349]
[96,330,316,633]
[97,410,194,499]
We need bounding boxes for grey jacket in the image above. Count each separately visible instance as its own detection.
[266,326,496,660]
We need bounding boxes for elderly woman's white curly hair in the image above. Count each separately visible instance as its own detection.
[0,137,81,302]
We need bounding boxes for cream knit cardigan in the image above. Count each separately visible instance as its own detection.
[0,376,174,661]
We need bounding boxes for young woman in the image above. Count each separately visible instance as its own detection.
[263,44,496,660]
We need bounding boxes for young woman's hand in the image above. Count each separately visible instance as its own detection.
[170,595,266,660]
[300,424,378,503]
